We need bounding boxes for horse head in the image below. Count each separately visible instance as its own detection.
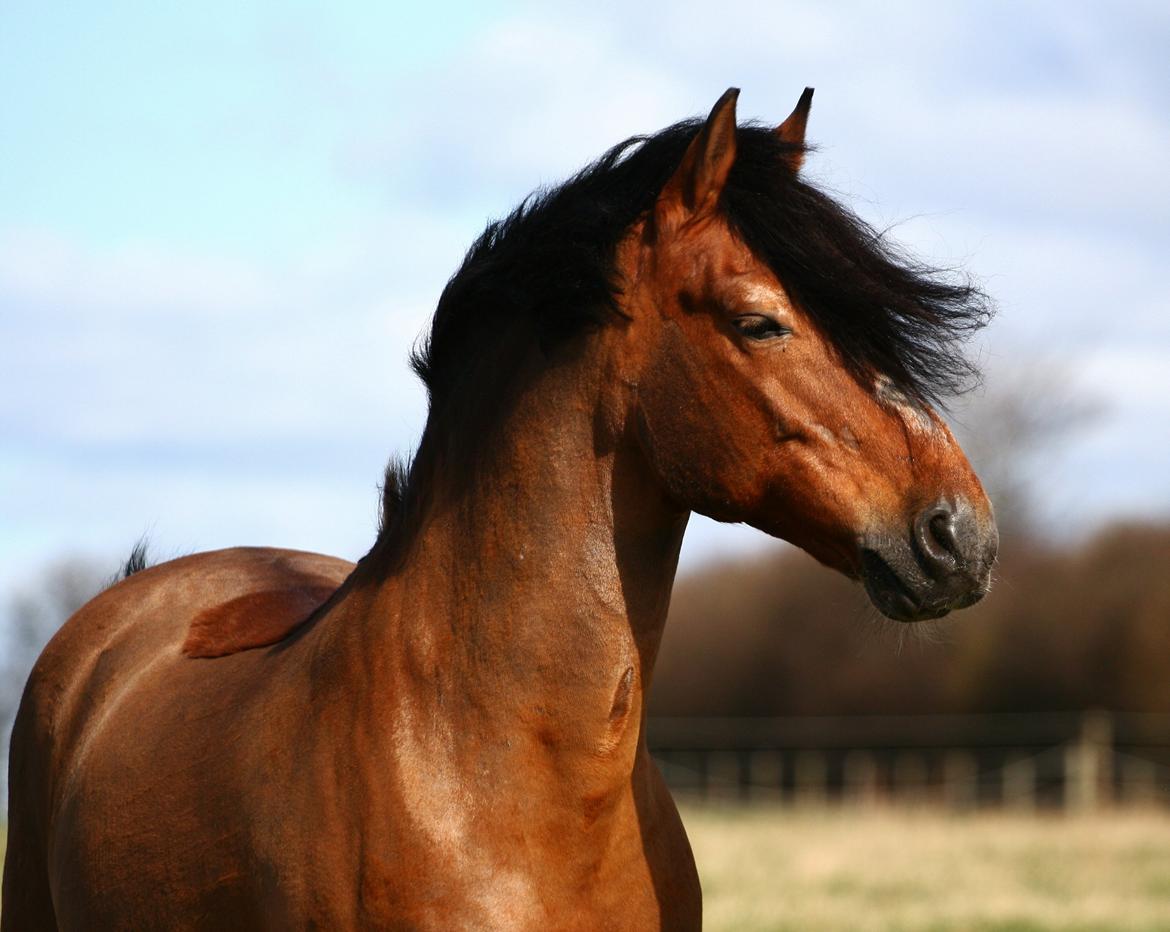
[612,88,997,621]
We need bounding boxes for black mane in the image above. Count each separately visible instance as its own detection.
[377,117,991,551]
[412,119,989,410]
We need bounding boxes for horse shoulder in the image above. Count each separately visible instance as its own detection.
[18,547,352,795]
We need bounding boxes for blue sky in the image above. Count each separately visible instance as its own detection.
[2,1,1168,599]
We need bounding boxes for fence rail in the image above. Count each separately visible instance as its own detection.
[647,711,1170,809]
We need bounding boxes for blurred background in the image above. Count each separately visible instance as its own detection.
[2,2,1169,928]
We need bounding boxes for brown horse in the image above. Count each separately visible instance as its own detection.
[4,88,996,930]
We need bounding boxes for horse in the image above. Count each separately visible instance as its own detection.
[3,88,997,930]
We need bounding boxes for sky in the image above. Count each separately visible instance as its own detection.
[2,1,1169,601]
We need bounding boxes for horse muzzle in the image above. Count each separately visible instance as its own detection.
[859,497,998,622]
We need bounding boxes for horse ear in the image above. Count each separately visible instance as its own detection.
[655,87,739,231]
[775,87,814,172]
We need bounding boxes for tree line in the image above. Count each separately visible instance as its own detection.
[650,521,1170,717]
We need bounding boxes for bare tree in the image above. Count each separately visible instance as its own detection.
[948,357,1105,541]
[2,556,107,809]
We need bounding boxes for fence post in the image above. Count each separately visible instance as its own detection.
[794,751,828,807]
[707,751,741,802]
[747,750,784,803]
[1067,709,1113,812]
[943,750,978,811]
[1003,753,1036,811]
[843,750,878,807]
[893,752,929,806]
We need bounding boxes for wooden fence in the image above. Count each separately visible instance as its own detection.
[647,711,1170,809]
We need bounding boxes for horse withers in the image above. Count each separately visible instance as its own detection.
[3,88,996,931]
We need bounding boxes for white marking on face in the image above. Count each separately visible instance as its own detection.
[810,423,836,445]
[874,375,937,435]
[736,281,791,310]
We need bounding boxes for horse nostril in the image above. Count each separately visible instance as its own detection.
[914,503,959,576]
[929,511,957,555]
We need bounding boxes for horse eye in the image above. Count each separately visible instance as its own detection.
[733,315,791,341]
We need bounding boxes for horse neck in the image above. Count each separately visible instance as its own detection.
[343,340,688,764]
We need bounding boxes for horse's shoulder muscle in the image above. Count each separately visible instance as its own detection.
[85,545,351,653]
[174,548,350,658]
[24,547,353,746]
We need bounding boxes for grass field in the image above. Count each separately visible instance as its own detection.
[4,808,1169,929]
[681,804,1170,931]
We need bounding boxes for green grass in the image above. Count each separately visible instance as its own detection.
[680,805,1170,932]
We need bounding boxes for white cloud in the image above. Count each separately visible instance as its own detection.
[0,220,452,443]
[0,221,437,603]
[0,228,279,320]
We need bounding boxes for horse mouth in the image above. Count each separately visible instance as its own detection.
[859,548,965,622]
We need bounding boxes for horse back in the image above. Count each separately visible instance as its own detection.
[3,546,352,930]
